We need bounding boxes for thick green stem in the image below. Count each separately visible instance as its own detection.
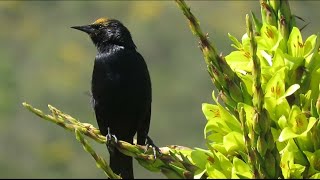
[22,102,199,179]
[75,129,121,179]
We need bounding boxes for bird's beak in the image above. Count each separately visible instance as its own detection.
[71,25,94,34]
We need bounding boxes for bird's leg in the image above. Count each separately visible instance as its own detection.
[145,136,161,159]
[106,127,118,154]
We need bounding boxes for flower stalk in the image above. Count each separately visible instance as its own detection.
[22,102,202,179]
[175,0,251,113]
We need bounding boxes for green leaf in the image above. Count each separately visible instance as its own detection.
[210,143,227,155]
[304,34,317,58]
[259,49,273,66]
[232,157,252,178]
[306,34,320,72]
[265,96,277,120]
[265,67,286,99]
[223,131,245,153]
[228,33,242,50]
[236,72,253,95]
[279,127,299,142]
[275,98,290,120]
[205,150,233,178]
[264,61,295,122]
[280,84,300,99]
[278,115,287,130]
[287,27,304,57]
[310,173,320,179]
[309,67,320,101]
[202,103,231,139]
[271,49,285,71]
[289,163,306,179]
[161,167,182,179]
[265,83,299,121]
[202,103,241,138]
[167,163,188,178]
[304,149,320,173]
[256,24,282,51]
[237,103,254,130]
[280,149,294,178]
[205,132,223,143]
[280,140,307,178]
[225,50,252,72]
[194,169,206,179]
[191,148,211,168]
[206,163,227,179]
[213,151,233,178]
[288,105,308,134]
[251,11,262,33]
[241,33,251,52]
[279,115,317,142]
[283,53,304,71]
[271,127,286,152]
[300,90,312,111]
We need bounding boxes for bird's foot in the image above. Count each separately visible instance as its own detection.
[145,136,161,159]
[106,127,118,145]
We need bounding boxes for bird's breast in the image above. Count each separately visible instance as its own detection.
[106,72,121,81]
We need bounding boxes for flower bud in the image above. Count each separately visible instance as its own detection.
[257,136,268,156]
[265,151,276,177]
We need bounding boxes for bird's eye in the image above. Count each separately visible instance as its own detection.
[92,24,103,29]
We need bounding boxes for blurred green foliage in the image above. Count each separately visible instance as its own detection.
[0,1,319,179]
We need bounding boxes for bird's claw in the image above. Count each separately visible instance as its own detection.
[144,136,161,160]
[106,127,118,145]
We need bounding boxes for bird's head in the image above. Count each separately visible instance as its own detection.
[71,17,136,49]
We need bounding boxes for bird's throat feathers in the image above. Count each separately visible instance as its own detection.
[96,44,125,56]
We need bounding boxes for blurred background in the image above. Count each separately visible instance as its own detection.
[0,1,319,179]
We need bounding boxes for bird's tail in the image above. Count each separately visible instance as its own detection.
[108,143,134,179]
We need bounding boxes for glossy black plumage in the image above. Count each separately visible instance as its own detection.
[72,18,152,179]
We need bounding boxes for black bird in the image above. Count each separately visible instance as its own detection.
[71,18,157,179]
